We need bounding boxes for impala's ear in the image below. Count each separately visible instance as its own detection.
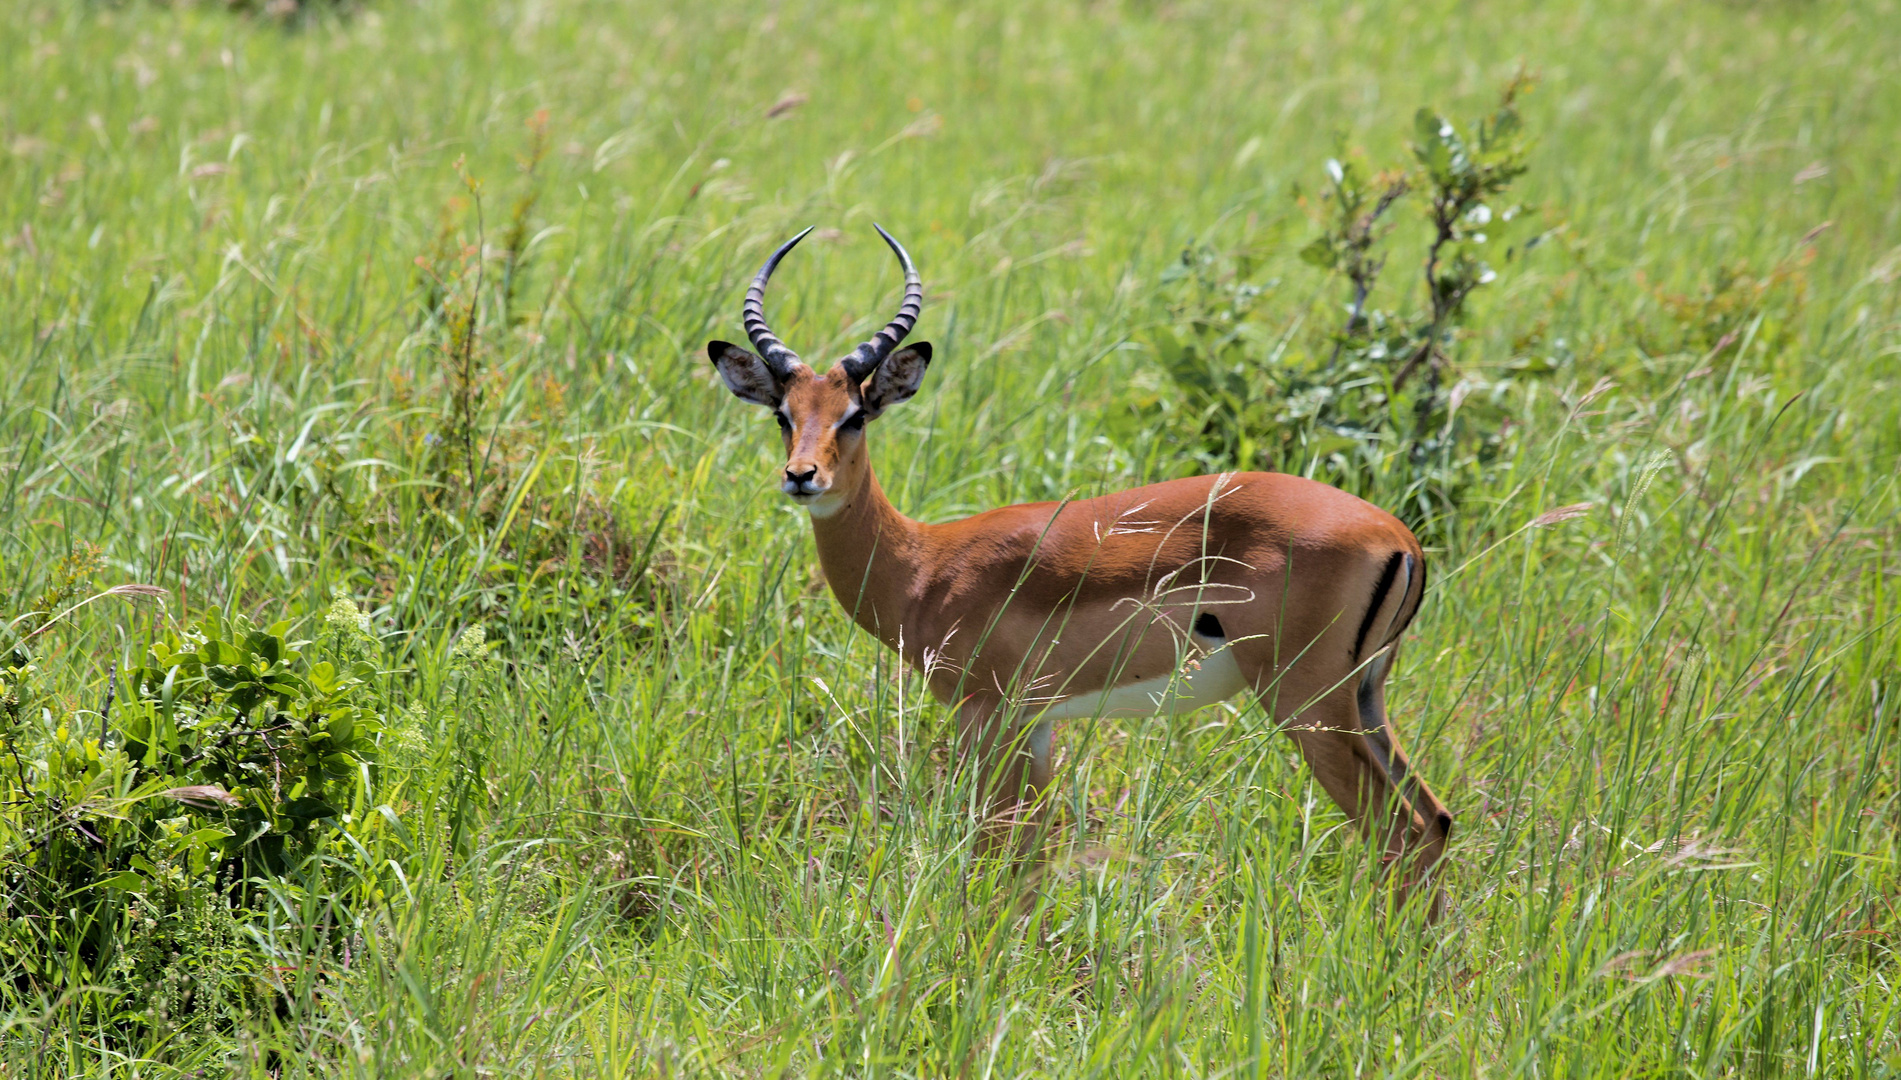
[861,343,931,418]
[707,340,784,407]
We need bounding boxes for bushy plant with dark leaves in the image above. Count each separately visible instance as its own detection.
[0,599,388,1040]
[1150,77,1557,532]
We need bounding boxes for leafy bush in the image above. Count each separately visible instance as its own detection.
[1150,78,1555,529]
[0,599,388,1037]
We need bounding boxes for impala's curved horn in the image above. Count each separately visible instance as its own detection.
[840,224,922,383]
[743,226,815,377]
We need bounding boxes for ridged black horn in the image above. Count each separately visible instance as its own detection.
[840,224,922,382]
[743,226,814,377]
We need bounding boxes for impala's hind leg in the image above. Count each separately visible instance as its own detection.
[1353,647,1451,902]
[1267,662,1451,917]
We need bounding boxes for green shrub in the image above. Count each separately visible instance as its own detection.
[0,599,389,1037]
[1149,78,1555,530]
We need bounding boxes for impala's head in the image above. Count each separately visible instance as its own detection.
[707,225,931,518]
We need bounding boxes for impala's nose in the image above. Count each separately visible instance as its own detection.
[783,464,825,497]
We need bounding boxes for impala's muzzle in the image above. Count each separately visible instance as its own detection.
[782,462,830,500]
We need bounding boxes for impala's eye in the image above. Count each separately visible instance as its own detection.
[774,411,792,432]
[839,411,867,433]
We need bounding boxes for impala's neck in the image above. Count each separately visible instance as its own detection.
[806,453,925,653]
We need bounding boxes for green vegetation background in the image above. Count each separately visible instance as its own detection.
[2,0,1898,1073]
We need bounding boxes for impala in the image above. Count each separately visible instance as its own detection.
[708,226,1453,901]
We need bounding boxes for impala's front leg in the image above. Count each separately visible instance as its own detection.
[955,695,1055,860]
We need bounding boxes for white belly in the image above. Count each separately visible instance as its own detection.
[1033,647,1248,721]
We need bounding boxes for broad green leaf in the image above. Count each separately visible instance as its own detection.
[1299,237,1338,269]
[308,661,338,693]
[327,713,355,743]
[1491,106,1521,142]
[279,797,340,820]
[95,871,148,892]
[1414,108,1454,180]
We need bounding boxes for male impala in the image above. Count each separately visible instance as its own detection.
[708,226,1453,901]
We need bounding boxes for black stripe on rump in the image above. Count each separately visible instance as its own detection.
[1352,551,1406,662]
[1391,552,1424,639]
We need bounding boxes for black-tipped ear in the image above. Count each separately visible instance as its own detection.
[861,342,931,418]
[707,340,784,407]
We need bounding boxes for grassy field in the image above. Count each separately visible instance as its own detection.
[3,0,1899,1074]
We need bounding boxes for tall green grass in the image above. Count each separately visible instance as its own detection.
[2,0,1898,1073]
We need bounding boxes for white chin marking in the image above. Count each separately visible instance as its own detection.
[1034,647,1248,721]
[802,497,841,519]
